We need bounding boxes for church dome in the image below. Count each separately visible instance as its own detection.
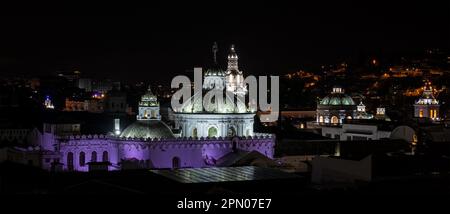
[177,91,250,113]
[120,120,174,139]
[205,65,225,76]
[319,87,355,106]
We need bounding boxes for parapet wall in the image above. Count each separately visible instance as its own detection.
[57,132,275,142]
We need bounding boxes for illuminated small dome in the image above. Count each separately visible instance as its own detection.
[319,92,355,106]
[140,86,159,107]
[120,120,174,139]
[316,87,357,125]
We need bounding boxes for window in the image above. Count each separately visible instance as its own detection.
[228,127,236,137]
[334,134,340,139]
[319,116,324,123]
[102,151,109,162]
[431,109,437,119]
[347,136,352,141]
[208,127,218,138]
[172,157,180,169]
[419,109,423,118]
[192,128,198,138]
[91,151,97,162]
[79,152,85,166]
[331,116,339,124]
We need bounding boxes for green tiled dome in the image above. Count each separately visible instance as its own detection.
[120,120,174,139]
[319,93,355,106]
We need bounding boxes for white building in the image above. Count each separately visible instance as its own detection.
[322,123,392,141]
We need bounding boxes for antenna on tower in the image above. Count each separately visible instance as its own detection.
[212,42,218,64]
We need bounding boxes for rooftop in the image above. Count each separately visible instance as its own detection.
[150,166,299,183]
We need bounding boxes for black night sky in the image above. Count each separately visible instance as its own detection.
[0,1,449,84]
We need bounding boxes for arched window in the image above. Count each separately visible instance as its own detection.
[228,126,236,137]
[91,151,97,162]
[319,116,324,123]
[172,157,180,169]
[192,128,198,138]
[208,127,218,138]
[331,116,339,124]
[79,152,85,166]
[67,152,74,171]
[102,151,109,162]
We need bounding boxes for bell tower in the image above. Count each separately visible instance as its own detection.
[225,44,247,95]
[137,85,161,120]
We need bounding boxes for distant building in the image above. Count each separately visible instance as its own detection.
[354,101,373,119]
[64,98,104,113]
[104,90,127,114]
[375,107,388,120]
[414,81,440,120]
[57,70,81,83]
[44,95,55,109]
[322,123,392,141]
[316,87,356,125]
[92,80,120,94]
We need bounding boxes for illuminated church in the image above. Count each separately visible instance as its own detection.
[26,44,274,172]
[414,81,440,120]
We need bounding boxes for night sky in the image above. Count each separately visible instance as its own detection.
[0,1,449,84]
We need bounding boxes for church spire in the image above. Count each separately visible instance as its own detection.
[212,42,218,64]
[227,44,239,73]
[225,44,246,95]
